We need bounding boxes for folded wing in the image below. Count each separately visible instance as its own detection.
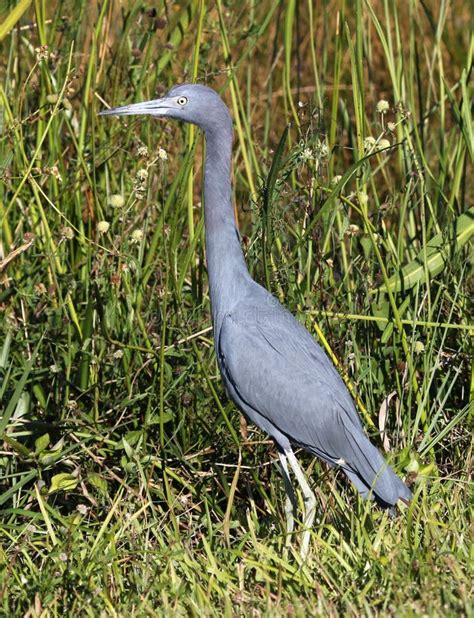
[217,298,411,506]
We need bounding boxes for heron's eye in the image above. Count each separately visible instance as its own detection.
[177,96,188,106]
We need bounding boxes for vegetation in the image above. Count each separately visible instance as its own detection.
[0,0,472,614]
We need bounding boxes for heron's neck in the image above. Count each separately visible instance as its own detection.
[203,128,250,318]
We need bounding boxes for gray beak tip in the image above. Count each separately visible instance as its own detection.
[98,99,171,118]
[98,109,117,117]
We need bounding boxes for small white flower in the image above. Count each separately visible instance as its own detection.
[46,93,59,104]
[158,147,168,161]
[35,45,49,61]
[331,174,343,186]
[108,194,125,208]
[298,101,304,108]
[301,148,314,161]
[137,145,149,157]
[97,220,110,234]
[46,165,62,182]
[348,224,360,235]
[318,139,329,159]
[130,229,144,244]
[363,136,376,152]
[378,138,391,150]
[376,99,390,114]
[136,168,149,180]
[414,341,425,354]
[387,121,396,132]
[113,349,124,359]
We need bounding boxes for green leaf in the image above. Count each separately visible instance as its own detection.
[156,0,199,74]
[35,433,50,454]
[0,332,12,369]
[124,430,142,447]
[122,437,133,458]
[376,208,474,293]
[381,321,394,344]
[2,434,30,458]
[49,473,78,494]
[38,439,64,465]
[444,72,473,161]
[0,340,40,436]
[371,297,390,332]
[88,472,108,494]
[147,411,173,425]
[0,469,37,506]
[38,449,64,466]
[0,0,32,42]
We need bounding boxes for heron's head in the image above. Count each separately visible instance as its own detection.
[99,84,232,136]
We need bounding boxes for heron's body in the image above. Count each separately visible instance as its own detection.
[213,265,409,508]
[100,84,411,556]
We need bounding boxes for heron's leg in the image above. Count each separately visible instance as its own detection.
[278,452,297,538]
[285,449,316,559]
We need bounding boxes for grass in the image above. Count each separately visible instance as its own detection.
[0,0,472,614]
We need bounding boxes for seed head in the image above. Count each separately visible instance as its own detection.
[61,226,74,240]
[35,45,50,61]
[97,220,110,234]
[414,341,425,354]
[315,138,329,159]
[130,229,144,244]
[363,136,376,152]
[108,194,125,208]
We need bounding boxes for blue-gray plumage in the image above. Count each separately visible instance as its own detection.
[100,84,412,557]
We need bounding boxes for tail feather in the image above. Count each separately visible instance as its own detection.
[340,419,412,506]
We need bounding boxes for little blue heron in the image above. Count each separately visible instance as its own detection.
[100,84,411,558]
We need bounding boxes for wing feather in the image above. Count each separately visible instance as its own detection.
[217,301,411,505]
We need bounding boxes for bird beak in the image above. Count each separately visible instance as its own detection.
[98,98,172,117]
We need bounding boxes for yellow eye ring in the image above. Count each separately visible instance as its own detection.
[177,96,188,106]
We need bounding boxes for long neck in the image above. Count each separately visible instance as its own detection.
[203,127,250,320]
